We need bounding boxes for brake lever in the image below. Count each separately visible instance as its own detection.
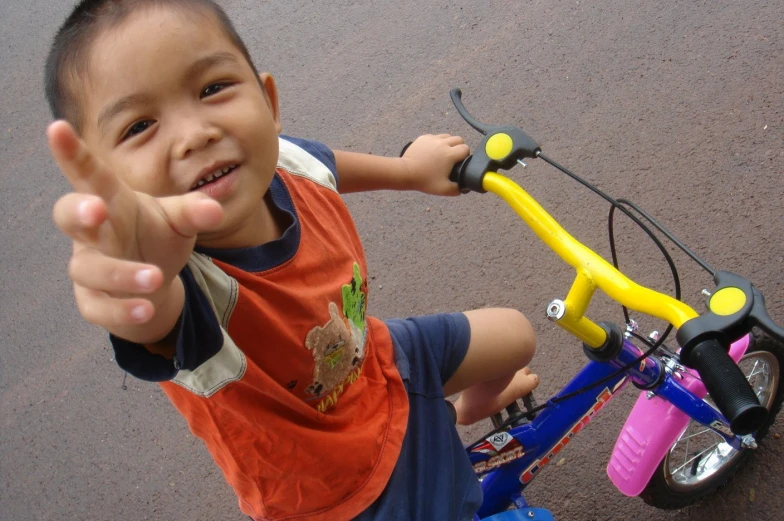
[448,88,541,193]
[401,89,542,194]
[677,271,784,361]
[749,286,784,342]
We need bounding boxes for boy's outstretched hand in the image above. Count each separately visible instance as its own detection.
[48,121,223,344]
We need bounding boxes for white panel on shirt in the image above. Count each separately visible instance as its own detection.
[171,253,246,398]
[277,138,338,192]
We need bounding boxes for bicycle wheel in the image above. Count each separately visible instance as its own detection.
[640,331,784,509]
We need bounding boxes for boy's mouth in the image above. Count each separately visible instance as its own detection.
[190,164,238,190]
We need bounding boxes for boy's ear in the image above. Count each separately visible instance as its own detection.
[258,72,282,134]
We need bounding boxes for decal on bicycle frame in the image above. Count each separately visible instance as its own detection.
[471,432,525,474]
[519,386,618,484]
[710,420,734,437]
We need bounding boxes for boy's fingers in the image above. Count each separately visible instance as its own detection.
[69,248,164,295]
[157,192,224,237]
[47,120,120,197]
[53,193,108,240]
[443,135,465,146]
[74,285,155,327]
[451,143,470,160]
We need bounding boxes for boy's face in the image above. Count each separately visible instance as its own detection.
[78,6,281,246]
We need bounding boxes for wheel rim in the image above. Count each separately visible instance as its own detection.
[663,350,780,491]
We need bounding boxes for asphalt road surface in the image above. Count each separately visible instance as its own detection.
[2,1,783,520]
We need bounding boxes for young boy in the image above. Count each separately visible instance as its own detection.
[46,1,539,519]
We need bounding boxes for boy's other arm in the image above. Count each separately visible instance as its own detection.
[334,134,469,196]
[48,121,223,345]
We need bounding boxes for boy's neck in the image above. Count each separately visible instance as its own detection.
[197,192,286,250]
[259,191,288,244]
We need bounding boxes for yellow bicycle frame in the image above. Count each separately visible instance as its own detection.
[482,173,699,348]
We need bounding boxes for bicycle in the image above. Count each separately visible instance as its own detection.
[435,89,784,520]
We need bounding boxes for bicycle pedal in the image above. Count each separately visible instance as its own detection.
[507,393,539,428]
[522,392,539,421]
[506,401,530,428]
[490,393,539,430]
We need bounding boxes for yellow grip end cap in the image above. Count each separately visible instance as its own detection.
[486,133,514,161]
[709,287,747,316]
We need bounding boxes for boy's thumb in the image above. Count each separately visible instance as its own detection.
[159,193,223,237]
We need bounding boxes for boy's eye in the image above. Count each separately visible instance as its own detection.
[122,120,153,141]
[201,83,231,98]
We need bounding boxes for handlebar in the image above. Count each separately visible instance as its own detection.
[688,338,767,434]
[438,88,784,434]
[482,172,698,347]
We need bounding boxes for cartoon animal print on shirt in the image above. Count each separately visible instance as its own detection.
[304,264,368,411]
[305,302,364,404]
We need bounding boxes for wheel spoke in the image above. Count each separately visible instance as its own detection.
[670,443,721,476]
[747,359,762,380]
[674,427,715,443]
[657,346,782,505]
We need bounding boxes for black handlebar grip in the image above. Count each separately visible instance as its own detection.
[450,157,471,193]
[449,159,462,183]
[690,338,767,435]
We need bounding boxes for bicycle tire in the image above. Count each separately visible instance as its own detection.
[640,330,784,509]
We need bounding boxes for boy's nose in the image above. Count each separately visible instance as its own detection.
[174,119,223,159]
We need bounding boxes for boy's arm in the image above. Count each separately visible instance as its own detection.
[110,265,226,380]
[48,121,223,346]
[334,134,469,195]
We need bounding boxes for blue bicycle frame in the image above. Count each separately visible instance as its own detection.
[470,336,740,519]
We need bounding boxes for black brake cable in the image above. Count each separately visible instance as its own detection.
[538,152,683,265]
[465,330,670,449]
[609,201,683,324]
[615,198,715,276]
[607,204,632,325]
[466,153,693,450]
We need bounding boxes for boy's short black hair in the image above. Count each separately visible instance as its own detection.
[45,0,258,131]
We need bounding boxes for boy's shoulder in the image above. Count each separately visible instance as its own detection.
[277,135,338,192]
